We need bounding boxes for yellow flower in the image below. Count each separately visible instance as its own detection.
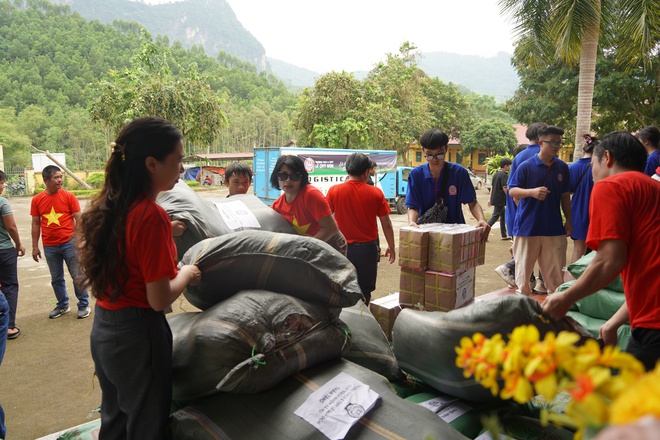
[500,370,534,403]
[610,364,660,425]
[562,338,602,377]
[455,325,660,435]
[567,393,610,426]
[598,344,645,374]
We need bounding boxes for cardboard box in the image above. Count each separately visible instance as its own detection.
[399,267,426,308]
[477,240,486,266]
[427,224,483,273]
[398,227,429,270]
[369,292,402,340]
[424,268,475,312]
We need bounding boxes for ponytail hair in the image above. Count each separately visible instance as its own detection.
[79,117,182,301]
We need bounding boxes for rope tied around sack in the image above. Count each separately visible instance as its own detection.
[251,345,267,365]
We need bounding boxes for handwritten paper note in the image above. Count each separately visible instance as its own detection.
[294,372,379,440]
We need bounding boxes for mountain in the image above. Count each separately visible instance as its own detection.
[419,51,518,102]
[53,0,267,68]
[266,57,320,91]
[53,0,519,100]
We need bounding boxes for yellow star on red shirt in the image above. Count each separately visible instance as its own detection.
[291,216,311,236]
[43,206,63,227]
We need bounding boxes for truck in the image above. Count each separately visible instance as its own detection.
[253,147,412,214]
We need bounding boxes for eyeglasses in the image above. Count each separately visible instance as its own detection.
[425,152,447,161]
[541,140,563,148]
[276,172,302,182]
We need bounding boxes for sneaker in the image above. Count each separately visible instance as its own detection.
[495,265,517,288]
[77,307,91,319]
[501,236,510,240]
[534,278,548,294]
[49,306,71,319]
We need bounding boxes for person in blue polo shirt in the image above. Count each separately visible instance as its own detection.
[508,125,571,296]
[568,134,597,264]
[495,122,547,291]
[405,128,490,236]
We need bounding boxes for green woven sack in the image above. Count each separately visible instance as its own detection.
[556,281,625,320]
[567,252,624,292]
[566,311,631,350]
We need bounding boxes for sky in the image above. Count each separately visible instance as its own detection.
[144,0,518,74]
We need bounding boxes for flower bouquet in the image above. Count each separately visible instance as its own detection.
[455,324,660,439]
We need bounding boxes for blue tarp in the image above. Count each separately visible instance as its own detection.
[183,167,201,181]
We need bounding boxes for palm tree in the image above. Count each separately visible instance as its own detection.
[499,0,659,158]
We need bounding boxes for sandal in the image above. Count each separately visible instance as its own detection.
[7,327,20,339]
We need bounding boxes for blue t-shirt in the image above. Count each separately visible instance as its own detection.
[569,157,594,240]
[506,144,540,235]
[405,162,476,224]
[644,150,660,176]
[508,155,570,236]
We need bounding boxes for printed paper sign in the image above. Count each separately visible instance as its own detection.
[418,394,460,413]
[213,201,261,229]
[437,401,473,423]
[294,372,380,440]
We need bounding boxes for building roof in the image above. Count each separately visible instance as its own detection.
[193,153,253,161]
[513,124,530,145]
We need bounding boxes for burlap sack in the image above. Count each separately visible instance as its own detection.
[169,290,350,401]
[392,295,593,402]
[180,230,363,310]
[157,181,293,259]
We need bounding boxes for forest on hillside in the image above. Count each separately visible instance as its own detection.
[0,0,520,172]
[0,0,297,170]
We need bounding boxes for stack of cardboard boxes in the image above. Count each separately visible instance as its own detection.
[370,223,485,339]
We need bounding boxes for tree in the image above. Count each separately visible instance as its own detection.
[506,51,660,138]
[420,77,472,138]
[364,42,433,151]
[499,0,660,158]
[0,107,32,167]
[460,119,518,157]
[293,71,367,148]
[88,34,226,154]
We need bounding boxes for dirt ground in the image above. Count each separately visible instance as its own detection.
[0,185,571,439]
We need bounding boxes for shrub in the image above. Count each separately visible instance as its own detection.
[185,180,200,188]
[86,172,105,189]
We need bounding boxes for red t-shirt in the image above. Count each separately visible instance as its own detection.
[271,185,331,237]
[586,172,660,329]
[30,190,81,246]
[96,198,178,310]
[326,180,390,243]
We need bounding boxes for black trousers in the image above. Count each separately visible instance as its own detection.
[487,205,507,237]
[0,248,18,328]
[347,242,379,305]
[91,305,173,440]
[627,327,660,371]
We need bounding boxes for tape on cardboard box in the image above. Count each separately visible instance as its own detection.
[399,268,426,307]
[424,268,475,312]
[398,227,429,270]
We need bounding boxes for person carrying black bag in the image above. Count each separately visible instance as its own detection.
[405,128,490,241]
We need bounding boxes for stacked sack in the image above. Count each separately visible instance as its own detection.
[158,187,461,438]
[171,229,364,400]
[557,252,631,350]
[168,252,452,438]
